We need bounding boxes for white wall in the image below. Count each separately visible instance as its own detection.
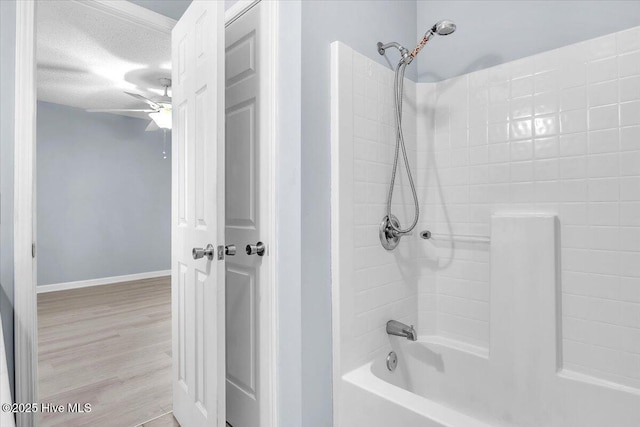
[416,0,640,82]
[416,81,493,348]
[418,25,640,388]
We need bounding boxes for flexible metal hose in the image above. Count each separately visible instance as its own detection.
[385,57,420,235]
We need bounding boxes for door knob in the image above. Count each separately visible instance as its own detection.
[225,245,236,256]
[246,241,265,256]
[192,244,215,260]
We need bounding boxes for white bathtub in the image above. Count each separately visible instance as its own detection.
[339,336,640,427]
[340,337,495,427]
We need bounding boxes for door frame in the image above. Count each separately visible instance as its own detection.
[13,1,279,426]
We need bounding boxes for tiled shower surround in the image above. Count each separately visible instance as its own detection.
[336,25,640,391]
[419,25,640,389]
[348,50,419,368]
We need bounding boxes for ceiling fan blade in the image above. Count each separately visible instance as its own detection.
[124,92,161,110]
[87,108,155,113]
[145,120,160,132]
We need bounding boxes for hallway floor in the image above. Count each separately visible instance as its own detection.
[37,277,172,427]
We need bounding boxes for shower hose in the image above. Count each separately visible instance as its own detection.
[385,57,420,236]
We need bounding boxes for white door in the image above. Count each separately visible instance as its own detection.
[225,3,265,427]
[171,2,225,427]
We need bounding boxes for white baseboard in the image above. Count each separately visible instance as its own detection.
[37,270,171,294]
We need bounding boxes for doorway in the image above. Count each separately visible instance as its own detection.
[35,1,174,425]
[13,1,277,427]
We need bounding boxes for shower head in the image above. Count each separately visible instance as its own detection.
[432,20,456,36]
[376,19,456,65]
[408,19,456,60]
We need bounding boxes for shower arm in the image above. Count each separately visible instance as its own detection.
[377,42,412,64]
[378,31,436,64]
[377,35,435,65]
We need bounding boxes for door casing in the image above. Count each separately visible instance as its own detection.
[12,1,279,426]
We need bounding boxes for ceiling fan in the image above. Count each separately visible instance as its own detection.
[87,77,172,131]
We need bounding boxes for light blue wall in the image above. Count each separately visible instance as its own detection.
[300,1,417,426]
[276,1,303,426]
[416,0,640,82]
[36,102,171,285]
[0,0,15,400]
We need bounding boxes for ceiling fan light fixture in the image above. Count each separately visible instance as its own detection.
[149,108,172,130]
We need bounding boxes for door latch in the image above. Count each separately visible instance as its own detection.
[217,245,236,260]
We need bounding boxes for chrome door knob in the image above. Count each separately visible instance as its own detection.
[245,241,265,256]
[192,244,215,260]
[225,245,236,256]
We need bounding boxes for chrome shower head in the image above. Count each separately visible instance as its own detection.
[407,19,456,61]
[376,19,456,65]
[432,20,456,36]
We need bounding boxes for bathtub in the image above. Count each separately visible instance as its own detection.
[339,335,640,427]
[340,337,497,427]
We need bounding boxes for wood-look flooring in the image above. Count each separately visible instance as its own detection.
[37,277,172,427]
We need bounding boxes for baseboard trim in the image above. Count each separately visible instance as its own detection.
[37,270,171,294]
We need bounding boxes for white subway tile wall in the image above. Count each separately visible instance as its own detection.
[417,80,493,349]
[418,26,640,388]
[350,49,420,366]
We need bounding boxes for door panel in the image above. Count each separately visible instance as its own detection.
[226,102,256,227]
[226,266,256,395]
[225,3,263,427]
[172,2,225,426]
[226,32,256,87]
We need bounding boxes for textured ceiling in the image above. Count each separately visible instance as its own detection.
[37,1,172,119]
